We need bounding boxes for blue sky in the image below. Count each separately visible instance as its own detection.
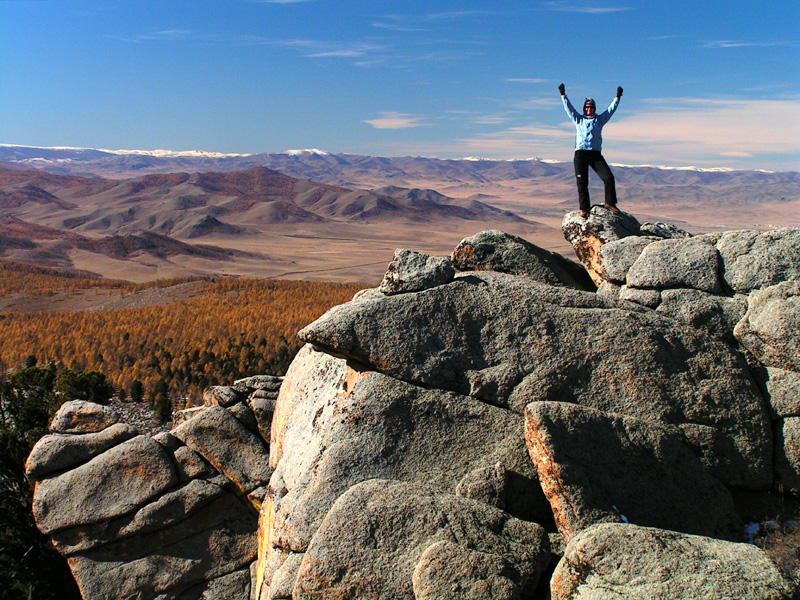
[1,0,799,170]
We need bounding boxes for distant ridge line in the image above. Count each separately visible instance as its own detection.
[1,144,789,174]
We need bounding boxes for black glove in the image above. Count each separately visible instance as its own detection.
[617,86,623,98]
[558,83,565,96]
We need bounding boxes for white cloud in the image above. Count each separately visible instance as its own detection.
[472,115,511,125]
[610,98,800,155]
[372,22,425,32]
[422,10,498,21]
[108,30,268,44]
[543,1,631,14]
[371,16,426,32]
[108,29,195,42]
[364,113,426,130]
[505,78,550,84]
[371,10,499,35]
[512,97,560,110]
[278,39,383,58]
[448,97,800,170]
[702,39,794,49]
[147,30,192,39]
[109,31,384,60]
[308,46,380,58]
[445,124,571,160]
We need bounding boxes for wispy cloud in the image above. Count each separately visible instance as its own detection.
[193,37,383,59]
[512,97,559,110]
[109,29,385,61]
[107,29,260,44]
[371,19,426,33]
[422,10,499,21]
[139,29,194,41]
[443,110,515,126]
[543,1,631,14]
[505,78,550,84]
[702,39,795,49]
[364,112,427,130]
[449,97,800,169]
[472,115,512,125]
[112,25,475,69]
[280,35,484,66]
[296,40,383,58]
[611,98,800,154]
[371,9,500,33]
[720,151,753,158]
[442,110,478,120]
[738,82,798,94]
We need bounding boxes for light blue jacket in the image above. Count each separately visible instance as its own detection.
[562,94,619,151]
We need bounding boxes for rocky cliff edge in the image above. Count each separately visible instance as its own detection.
[27,212,800,599]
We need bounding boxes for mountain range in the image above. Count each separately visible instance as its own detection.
[0,163,533,282]
[2,144,797,192]
[1,145,798,283]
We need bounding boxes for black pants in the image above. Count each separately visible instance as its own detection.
[573,150,617,213]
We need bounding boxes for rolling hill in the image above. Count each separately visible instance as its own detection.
[0,164,536,281]
[2,145,798,204]
[1,145,797,283]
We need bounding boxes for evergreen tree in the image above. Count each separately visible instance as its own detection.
[0,365,81,600]
[153,379,172,423]
[130,379,144,403]
[55,369,114,405]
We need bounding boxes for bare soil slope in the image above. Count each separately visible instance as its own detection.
[1,150,798,283]
[0,166,543,282]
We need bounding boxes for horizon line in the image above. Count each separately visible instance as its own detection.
[0,142,790,174]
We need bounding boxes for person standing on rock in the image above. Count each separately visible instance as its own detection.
[559,83,623,219]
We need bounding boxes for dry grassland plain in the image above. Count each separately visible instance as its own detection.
[100,173,795,285]
[3,161,799,285]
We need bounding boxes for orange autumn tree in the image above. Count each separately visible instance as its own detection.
[0,265,363,408]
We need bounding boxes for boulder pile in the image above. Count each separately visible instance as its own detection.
[26,375,282,599]
[27,214,800,599]
[564,207,800,499]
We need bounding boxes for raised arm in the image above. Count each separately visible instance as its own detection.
[560,83,582,124]
[598,87,623,124]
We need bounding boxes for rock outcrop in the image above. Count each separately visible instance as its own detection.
[292,479,550,599]
[379,248,456,295]
[451,229,596,291]
[297,270,770,489]
[28,223,800,599]
[49,400,121,434]
[32,433,178,536]
[563,210,800,510]
[551,523,796,600]
[561,206,643,286]
[735,281,800,372]
[25,422,138,480]
[27,375,282,599]
[256,344,552,598]
[525,401,743,542]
